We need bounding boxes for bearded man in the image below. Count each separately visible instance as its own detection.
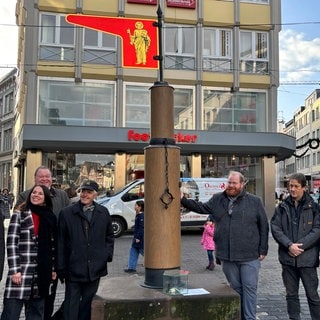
[181,170,269,320]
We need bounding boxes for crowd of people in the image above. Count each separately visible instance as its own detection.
[1,167,320,320]
[0,166,114,320]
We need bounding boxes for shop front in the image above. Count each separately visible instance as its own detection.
[13,124,295,217]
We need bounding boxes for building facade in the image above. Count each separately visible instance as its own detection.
[280,89,320,192]
[0,68,16,192]
[14,0,295,216]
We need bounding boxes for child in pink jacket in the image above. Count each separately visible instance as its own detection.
[201,216,215,270]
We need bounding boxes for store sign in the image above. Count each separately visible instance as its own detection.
[167,0,196,9]
[128,129,197,143]
[66,15,159,69]
[127,0,157,4]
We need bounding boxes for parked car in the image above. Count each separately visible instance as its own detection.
[97,177,227,237]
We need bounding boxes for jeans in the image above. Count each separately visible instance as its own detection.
[222,258,260,320]
[1,297,44,320]
[207,250,214,264]
[128,247,144,270]
[63,279,100,320]
[282,265,320,320]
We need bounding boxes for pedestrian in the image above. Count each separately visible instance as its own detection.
[0,212,4,283]
[0,188,13,220]
[201,216,215,271]
[14,166,70,320]
[181,170,269,320]
[57,179,114,320]
[1,185,57,320]
[271,173,320,320]
[124,200,144,273]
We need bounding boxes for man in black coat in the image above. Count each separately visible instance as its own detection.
[57,180,114,320]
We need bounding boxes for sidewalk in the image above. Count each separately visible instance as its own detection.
[0,223,318,319]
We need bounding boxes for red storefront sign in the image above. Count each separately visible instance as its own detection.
[127,0,157,4]
[167,0,196,9]
[127,129,197,143]
[66,15,159,69]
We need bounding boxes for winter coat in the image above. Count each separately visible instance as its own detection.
[132,212,144,249]
[271,192,320,268]
[201,224,215,250]
[0,219,4,281]
[0,194,13,219]
[3,209,57,299]
[57,201,114,282]
[181,188,269,262]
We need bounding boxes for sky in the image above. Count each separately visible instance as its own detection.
[0,0,320,123]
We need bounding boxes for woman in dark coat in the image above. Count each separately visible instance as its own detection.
[1,184,57,320]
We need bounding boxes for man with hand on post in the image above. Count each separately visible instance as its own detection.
[271,173,320,320]
[181,170,269,320]
[57,179,114,320]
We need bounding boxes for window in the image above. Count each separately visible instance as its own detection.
[125,85,150,128]
[83,29,117,65]
[3,129,12,151]
[39,13,75,61]
[241,0,269,3]
[203,28,232,72]
[4,92,14,114]
[39,79,115,127]
[165,24,196,70]
[124,84,194,129]
[203,89,266,132]
[240,31,268,74]
[174,87,194,129]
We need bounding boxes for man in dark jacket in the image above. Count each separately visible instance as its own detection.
[57,179,114,320]
[181,170,269,320]
[271,173,320,320]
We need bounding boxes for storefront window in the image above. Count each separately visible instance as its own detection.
[39,79,115,127]
[44,153,115,195]
[203,89,266,132]
[201,154,261,195]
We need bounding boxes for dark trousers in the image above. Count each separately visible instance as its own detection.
[1,297,44,320]
[63,279,100,320]
[282,265,320,320]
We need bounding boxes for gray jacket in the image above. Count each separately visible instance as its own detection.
[271,193,320,267]
[181,189,269,262]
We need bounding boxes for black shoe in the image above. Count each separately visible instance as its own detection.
[124,269,136,273]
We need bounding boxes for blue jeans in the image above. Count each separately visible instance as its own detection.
[282,265,320,320]
[1,297,44,320]
[207,250,214,264]
[128,247,144,270]
[222,259,260,320]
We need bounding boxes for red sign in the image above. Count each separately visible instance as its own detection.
[66,15,159,69]
[167,0,196,9]
[127,0,157,4]
[127,129,197,143]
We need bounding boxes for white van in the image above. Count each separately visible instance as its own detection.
[97,177,227,237]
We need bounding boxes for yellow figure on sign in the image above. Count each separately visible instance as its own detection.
[127,21,151,65]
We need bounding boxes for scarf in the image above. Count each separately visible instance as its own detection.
[28,203,57,297]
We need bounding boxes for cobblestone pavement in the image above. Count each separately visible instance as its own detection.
[0,221,318,319]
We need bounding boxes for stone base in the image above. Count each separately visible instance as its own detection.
[91,273,240,320]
